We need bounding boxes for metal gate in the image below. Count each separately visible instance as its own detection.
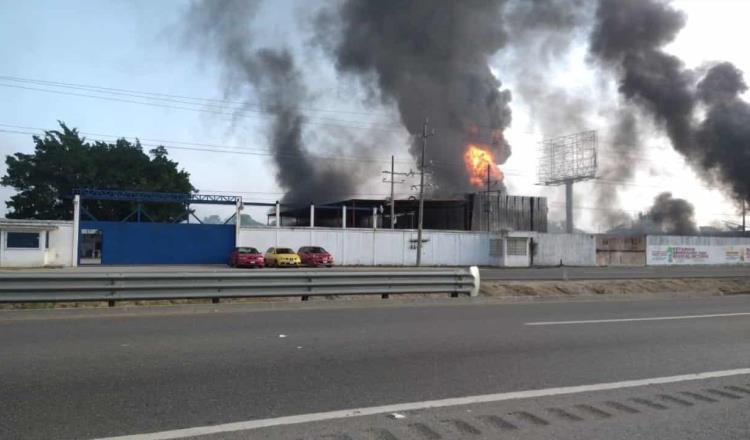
[79,221,235,265]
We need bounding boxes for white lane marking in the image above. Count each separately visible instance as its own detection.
[525,312,750,326]
[93,367,750,440]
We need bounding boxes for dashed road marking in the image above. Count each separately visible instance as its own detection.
[630,398,669,410]
[603,401,640,414]
[92,367,750,440]
[546,407,584,422]
[705,388,743,399]
[679,391,718,402]
[574,404,612,418]
[511,411,550,426]
[657,394,694,407]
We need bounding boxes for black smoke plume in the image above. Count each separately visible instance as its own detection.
[185,0,357,205]
[624,192,698,235]
[589,0,695,153]
[589,0,750,216]
[314,0,512,194]
[695,62,750,203]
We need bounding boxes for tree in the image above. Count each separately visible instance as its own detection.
[240,213,264,226]
[202,214,223,224]
[1,122,194,221]
[203,213,264,226]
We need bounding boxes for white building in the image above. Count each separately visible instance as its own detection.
[0,219,75,268]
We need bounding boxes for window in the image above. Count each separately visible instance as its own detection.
[6,232,40,249]
[45,231,50,249]
[506,237,528,256]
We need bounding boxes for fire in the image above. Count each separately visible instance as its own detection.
[464,144,503,187]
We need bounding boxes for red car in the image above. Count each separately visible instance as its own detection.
[228,247,265,268]
[298,246,334,267]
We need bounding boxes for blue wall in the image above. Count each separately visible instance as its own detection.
[81,221,235,264]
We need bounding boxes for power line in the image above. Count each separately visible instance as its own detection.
[0,74,399,119]
[0,83,407,134]
[0,126,407,165]
[0,74,531,134]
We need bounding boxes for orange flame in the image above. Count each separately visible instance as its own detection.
[464,144,503,187]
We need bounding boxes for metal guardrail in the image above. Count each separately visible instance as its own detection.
[0,267,480,303]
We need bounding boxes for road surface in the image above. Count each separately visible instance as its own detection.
[2,296,750,439]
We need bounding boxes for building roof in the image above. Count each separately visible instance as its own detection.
[0,219,68,231]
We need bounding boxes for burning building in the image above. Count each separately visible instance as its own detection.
[274,192,547,233]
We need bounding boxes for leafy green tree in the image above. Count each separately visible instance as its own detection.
[240,213,264,226]
[1,122,194,221]
[202,214,223,224]
[203,213,264,225]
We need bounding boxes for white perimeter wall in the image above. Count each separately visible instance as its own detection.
[47,223,74,267]
[239,227,493,266]
[647,235,750,266]
[523,232,597,266]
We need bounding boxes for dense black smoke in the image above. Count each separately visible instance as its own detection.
[589,0,695,153]
[589,0,750,221]
[624,192,698,235]
[185,0,356,205]
[314,0,512,193]
[695,62,750,203]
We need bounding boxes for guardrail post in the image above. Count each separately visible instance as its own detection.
[470,266,480,297]
[72,194,80,267]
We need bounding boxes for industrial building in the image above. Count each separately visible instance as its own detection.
[274,192,548,232]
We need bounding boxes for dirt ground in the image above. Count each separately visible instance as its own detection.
[480,277,750,297]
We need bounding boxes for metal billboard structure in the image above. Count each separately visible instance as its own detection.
[537,130,597,233]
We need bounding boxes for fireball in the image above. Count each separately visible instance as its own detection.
[464,144,503,187]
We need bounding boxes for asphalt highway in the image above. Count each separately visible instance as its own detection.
[2,296,750,439]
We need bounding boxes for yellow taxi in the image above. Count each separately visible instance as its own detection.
[264,247,302,267]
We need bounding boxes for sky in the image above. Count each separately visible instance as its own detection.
[0,0,748,231]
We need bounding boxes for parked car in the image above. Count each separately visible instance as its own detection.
[228,247,265,268]
[298,246,334,267]
[264,247,301,267]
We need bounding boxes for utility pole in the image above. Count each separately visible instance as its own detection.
[486,164,491,232]
[382,155,413,229]
[416,118,434,267]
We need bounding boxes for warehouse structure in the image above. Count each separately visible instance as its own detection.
[274,192,548,232]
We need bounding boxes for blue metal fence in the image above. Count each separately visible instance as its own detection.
[80,221,235,265]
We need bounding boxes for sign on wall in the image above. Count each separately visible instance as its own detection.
[648,245,750,266]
